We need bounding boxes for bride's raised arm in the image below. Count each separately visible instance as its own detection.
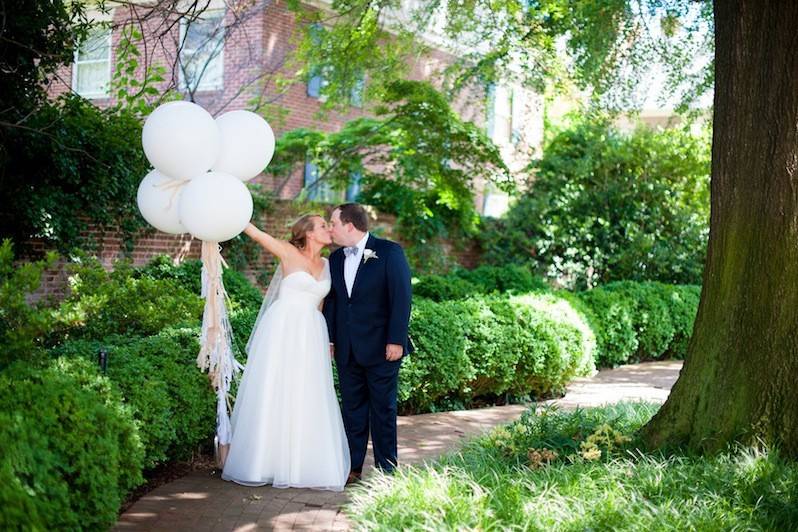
[243,222,295,261]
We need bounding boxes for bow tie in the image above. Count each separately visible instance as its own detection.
[343,246,359,257]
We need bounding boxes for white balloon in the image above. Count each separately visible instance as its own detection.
[178,172,253,242]
[212,110,276,181]
[142,101,221,179]
[136,170,188,235]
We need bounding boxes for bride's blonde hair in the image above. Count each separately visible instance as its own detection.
[289,214,322,249]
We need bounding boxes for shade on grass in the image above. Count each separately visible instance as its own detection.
[347,403,798,531]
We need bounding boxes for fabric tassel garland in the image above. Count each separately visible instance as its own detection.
[198,241,243,468]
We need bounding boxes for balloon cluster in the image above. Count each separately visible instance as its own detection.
[137,101,275,242]
[136,101,275,467]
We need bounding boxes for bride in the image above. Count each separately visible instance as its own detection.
[221,215,350,491]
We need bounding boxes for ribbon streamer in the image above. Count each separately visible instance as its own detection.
[197,241,243,468]
[154,176,190,210]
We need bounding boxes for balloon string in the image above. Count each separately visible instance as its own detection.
[155,177,190,210]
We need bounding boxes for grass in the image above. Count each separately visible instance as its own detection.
[346,403,798,531]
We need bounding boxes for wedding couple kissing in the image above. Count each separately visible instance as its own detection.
[221,203,413,491]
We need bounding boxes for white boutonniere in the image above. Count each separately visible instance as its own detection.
[363,249,379,263]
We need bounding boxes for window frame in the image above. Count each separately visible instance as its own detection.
[482,184,511,218]
[178,9,226,93]
[303,160,341,203]
[346,170,362,201]
[511,86,524,145]
[349,73,365,108]
[492,84,513,145]
[72,25,113,99]
[307,66,328,99]
[486,83,496,139]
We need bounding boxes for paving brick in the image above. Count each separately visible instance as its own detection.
[117,361,681,531]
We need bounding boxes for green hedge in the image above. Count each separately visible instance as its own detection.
[478,120,710,289]
[0,239,56,368]
[0,358,144,530]
[50,259,204,342]
[413,264,549,302]
[0,252,701,528]
[139,255,264,312]
[401,281,700,412]
[51,330,216,470]
[139,255,263,359]
[399,299,474,411]
[401,292,597,413]
[0,255,223,529]
[458,265,550,295]
[576,282,701,367]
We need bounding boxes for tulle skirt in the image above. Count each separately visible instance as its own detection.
[222,298,350,491]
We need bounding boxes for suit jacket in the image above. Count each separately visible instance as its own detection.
[323,234,413,367]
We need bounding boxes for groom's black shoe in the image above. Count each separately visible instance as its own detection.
[346,471,362,485]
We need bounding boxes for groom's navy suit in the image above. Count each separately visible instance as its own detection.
[323,234,412,473]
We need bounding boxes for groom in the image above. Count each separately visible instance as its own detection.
[324,203,412,482]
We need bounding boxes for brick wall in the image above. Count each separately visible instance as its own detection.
[32,1,509,300]
[50,1,377,200]
[47,1,543,206]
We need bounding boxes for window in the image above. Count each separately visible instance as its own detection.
[307,65,328,98]
[73,26,112,98]
[306,23,364,108]
[482,185,510,218]
[350,73,365,108]
[492,84,512,145]
[304,160,338,202]
[308,67,364,107]
[486,84,496,139]
[307,24,327,99]
[511,87,525,145]
[179,10,225,92]
[304,160,319,192]
[486,83,516,146]
[346,171,362,201]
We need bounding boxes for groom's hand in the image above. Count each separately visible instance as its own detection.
[329,343,335,359]
[385,344,403,361]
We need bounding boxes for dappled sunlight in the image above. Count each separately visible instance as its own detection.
[349,405,798,531]
[543,360,682,409]
[394,405,530,467]
[173,492,210,500]
[114,473,348,529]
[118,512,158,521]
[115,362,682,530]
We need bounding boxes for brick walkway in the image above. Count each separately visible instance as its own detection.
[115,360,682,531]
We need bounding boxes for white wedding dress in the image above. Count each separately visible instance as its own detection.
[222,259,350,491]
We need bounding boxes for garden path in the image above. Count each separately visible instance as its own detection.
[115,360,682,531]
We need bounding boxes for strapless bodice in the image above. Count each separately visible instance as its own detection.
[276,266,330,308]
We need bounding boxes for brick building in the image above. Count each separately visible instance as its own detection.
[48,0,544,215]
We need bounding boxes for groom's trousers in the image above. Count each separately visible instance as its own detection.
[337,351,400,474]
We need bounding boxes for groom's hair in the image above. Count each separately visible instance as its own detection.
[336,203,369,232]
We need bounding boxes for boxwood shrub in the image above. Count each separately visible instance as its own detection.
[50,330,216,470]
[0,358,144,530]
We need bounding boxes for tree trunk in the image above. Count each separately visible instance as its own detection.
[642,0,798,456]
